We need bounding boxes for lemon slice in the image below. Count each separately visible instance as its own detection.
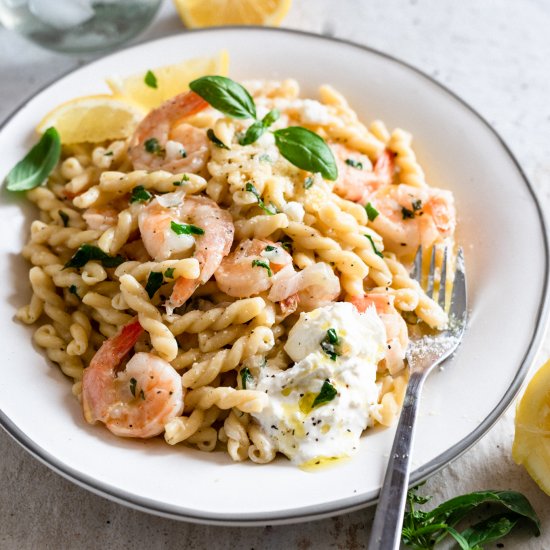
[107,51,229,111]
[36,95,145,144]
[173,0,292,28]
[513,358,550,495]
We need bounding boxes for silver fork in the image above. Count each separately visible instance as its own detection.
[368,246,467,550]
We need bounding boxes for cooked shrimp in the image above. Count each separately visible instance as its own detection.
[370,183,456,259]
[83,206,119,231]
[269,262,341,312]
[81,318,184,438]
[129,90,210,173]
[331,143,395,203]
[215,239,293,298]
[138,192,234,309]
[350,292,408,374]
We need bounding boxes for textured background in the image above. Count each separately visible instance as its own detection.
[1,1,550,548]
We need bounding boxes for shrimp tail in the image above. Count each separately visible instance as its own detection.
[168,277,199,310]
[96,318,144,366]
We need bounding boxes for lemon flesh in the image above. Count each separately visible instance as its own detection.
[106,51,229,111]
[36,95,145,144]
[173,0,292,28]
[513,358,550,495]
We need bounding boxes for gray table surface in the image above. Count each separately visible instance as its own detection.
[1,1,550,548]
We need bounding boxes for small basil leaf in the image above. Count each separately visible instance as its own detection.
[64,244,124,269]
[460,514,518,547]
[365,202,379,221]
[251,259,272,277]
[6,127,61,191]
[144,70,158,89]
[145,271,163,299]
[273,126,338,181]
[170,221,205,236]
[129,185,152,203]
[207,128,230,149]
[262,108,280,127]
[366,234,383,258]
[312,381,337,408]
[189,76,256,120]
[240,367,253,389]
[239,121,266,146]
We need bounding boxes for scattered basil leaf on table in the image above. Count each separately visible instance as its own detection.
[144,70,158,89]
[189,75,257,119]
[5,127,61,191]
[64,244,124,269]
[273,127,338,181]
[144,271,164,299]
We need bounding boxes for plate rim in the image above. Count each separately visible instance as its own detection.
[1,25,549,526]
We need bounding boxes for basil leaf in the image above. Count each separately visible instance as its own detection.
[173,174,189,186]
[345,158,363,170]
[304,176,314,189]
[326,328,339,345]
[460,514,518,547]
[312,380,337,408]
[365,202,379,221]
[273,126,338,181]
[64,244,124,269]
[240,367,253,389]
[144,70,158,89]
[321,329,340,360]
[5,127,61,191]
[245,182,277,215]
[366,234,384,258]
[251,259,272,277]
[189,76,256,120]
[239,120,266,146]
[262,108,280,127]
[170,221,205,235]
[144,137,164,155]
[207,128,230,149]
[164,267,175,278]
[145,271,163,299]
[129,185,152,203]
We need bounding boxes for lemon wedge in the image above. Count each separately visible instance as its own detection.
[172,0,292,28]
[36,95,145,144]
[513,358,550,495]
[106,51,229,111]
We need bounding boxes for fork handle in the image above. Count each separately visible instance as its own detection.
[368,370,425,550]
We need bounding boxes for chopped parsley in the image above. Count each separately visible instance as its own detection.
[401,207,415,220]
[412,199,423,211]
[145,271,164,299]
[320,328,340,361]
[104,151,113,156]
[264,245,277,252]
[365,202,379,222]
[144,137,164,156]
[129,377,137,397]
[64,244,124,269]
[173,174,190,186]
[69,284,79,297]
[281,239,293,253]
[345,158,363,170]
[170,221,205,236]
[304,176,314,189]
[144,70,158,89]
[245,182,277,215]
[312,380,337,408]
[164,267,175,278]
[207,128,229,149]
[366,234,384,258]
[240,367,253,389]
[129,185,152,203]
[251,259,272,277]
[58,210,69,227]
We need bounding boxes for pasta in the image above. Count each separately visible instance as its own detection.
[15,73,457,466]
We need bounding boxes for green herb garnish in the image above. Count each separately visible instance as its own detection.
[239,108,280,146]
[144,70,158,89]
[59,210,69,227]
[281,239,293,253]
[164,267,175,278]
[173,174,190,186]
[129,185,152,204]
[207,128,230,149]
[144,137,164,156]
[190,75,257,119]
[273,126,337,181]
[412,199,422,212]
[402,486,541,549]
[64,244,124,269]
[401,207,415,220]
[304,176,314,189]
[264,245,277,252]
[320,328,340,361]
[129,377,137,397]
[5,127,61,191]
[365,202,379,222]
[251,259,272,277]
[170,221,205,236]
[366,234,384,258]
[69,284,79,297]
[240,367,253,389]
[245,182,277,215]
[345,158,363,170]
[145,271,163,299]
[312,380,337,408]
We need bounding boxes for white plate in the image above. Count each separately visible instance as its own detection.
[0,28,548,526]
